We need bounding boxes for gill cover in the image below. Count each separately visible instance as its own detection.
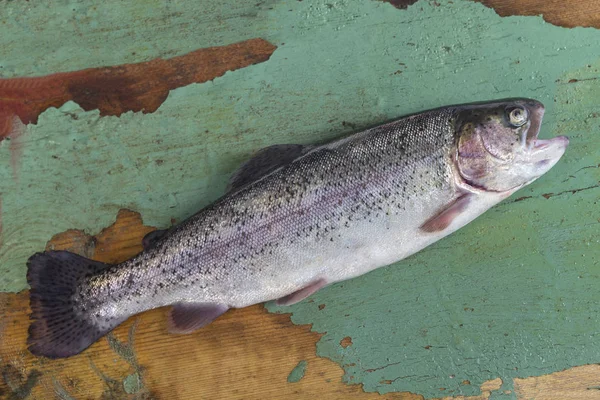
[454,99,568,193]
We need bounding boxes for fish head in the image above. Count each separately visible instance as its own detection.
[454,98,569,193]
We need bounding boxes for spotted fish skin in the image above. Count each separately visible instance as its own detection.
[26,98,568,358]
[91,109,457,310]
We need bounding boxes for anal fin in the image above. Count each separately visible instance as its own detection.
[167,303,229,334]
[420,193,473,233]
[276,279,327,306]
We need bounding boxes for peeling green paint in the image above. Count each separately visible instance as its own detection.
[106,321,147,396]
[1,0,599,397]
[287,360,308,383]
[0,0,277,77]
[0,365,41,400]
[123,373,142,394]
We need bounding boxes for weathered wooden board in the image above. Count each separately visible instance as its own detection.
[476,0,600,28]
[1,0,600,398]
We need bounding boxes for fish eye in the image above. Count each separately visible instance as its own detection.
[507,106,528,127]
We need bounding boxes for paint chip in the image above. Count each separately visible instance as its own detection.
[480,377,503,392]
[378,0,419,9]
[380,0,600,29]
[45,229,95,258]
[473,0,600,28]
[515,365,600,398]
[340,336,353,348]
[123,372,141,394]
[287,360,307,383]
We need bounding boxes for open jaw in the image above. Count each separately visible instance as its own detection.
[525,99,545,144]
[528,135,570,176]
[526,124,569,182]
[532,136,570,151]
[523,100,570,152]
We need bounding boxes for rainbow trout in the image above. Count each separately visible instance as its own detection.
[27,98,568,358]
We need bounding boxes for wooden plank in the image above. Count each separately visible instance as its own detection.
[475,0,600,28]
[514,365,600,400]
[382,0,600,28]
[1,0,599,398]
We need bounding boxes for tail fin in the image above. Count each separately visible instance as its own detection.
[26,251,119,359]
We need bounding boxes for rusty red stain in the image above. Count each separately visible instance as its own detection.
[0,38,277,142]
[7,117,26,181]
[514,196,532,202]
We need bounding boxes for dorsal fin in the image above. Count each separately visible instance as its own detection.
[142,229,168,249]
[226,144,313,192]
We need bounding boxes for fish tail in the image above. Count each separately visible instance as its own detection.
[26,251,120,359]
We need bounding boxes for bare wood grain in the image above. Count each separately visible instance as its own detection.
[514,365,600,400]
[474,0,600,28]
[380,0,600,28]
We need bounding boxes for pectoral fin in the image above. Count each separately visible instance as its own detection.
[227,144,314,192]
[276,279,327,306]
[167,303,229,334]
[420,193,473,233]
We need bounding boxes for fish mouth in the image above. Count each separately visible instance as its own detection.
[522,103,569,185]
[520,99,570,152]
[523,99,544,144]
[455,98,569,194]
[532,135,570,151]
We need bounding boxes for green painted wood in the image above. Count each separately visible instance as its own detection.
[1,0,599,397]
[288,360,308,383]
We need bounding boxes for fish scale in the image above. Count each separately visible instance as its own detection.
[25,98,569,358]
